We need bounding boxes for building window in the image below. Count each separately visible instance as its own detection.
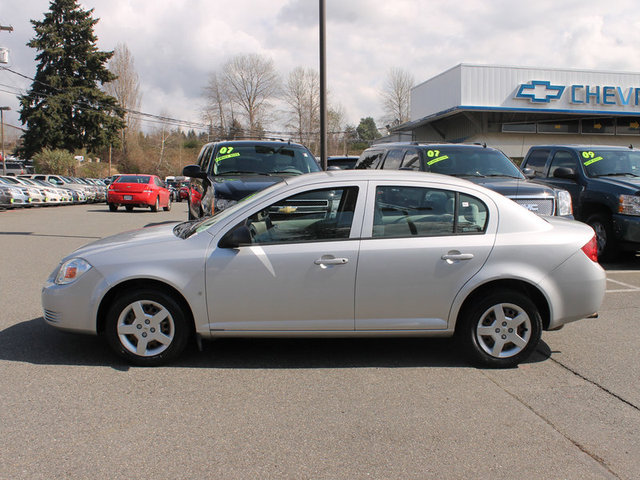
[581,118,614,135]
[502,123,536,133]
[537,120,579,134]
[616,118,640,136]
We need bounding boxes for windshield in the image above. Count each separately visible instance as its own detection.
[580,149,640,177]
[173,179,286,239]
[422,147,524,179]
[212,144,320,176]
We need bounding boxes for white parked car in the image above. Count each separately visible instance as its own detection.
[42,171,606,367]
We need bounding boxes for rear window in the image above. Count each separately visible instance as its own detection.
[116,175,151,184]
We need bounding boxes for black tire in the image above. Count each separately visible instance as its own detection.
[586,213,617,261]
[104,288,191,366]
[150,197,159,212]
[163,198,171,212]
[108,203,117,212]
[125,205,134,212]
[457,290,542,368]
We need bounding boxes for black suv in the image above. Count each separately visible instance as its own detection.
[183,140,320,219]
[355,143,573,218]
[521,145,640,259]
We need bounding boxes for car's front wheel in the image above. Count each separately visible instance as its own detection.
[586,213,616,261]
[458,290,542,368]
[104,288,191,366]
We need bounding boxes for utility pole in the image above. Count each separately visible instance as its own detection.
[0,107,9,176]
[1,24,13,175]
[319,0,327,170]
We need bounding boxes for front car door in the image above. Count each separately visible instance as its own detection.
[543,150,585,217]
[205,181,366,331]
[355,180,496,330]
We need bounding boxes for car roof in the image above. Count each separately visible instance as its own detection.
[203,139,308,148]
[531,144,636,151]
[282,169,495,192]
[364,142,498,151]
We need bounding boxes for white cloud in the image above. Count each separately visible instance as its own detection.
[2,0,640,133]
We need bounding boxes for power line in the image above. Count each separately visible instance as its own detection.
[1,66,357,139]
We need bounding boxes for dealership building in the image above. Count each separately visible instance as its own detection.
[393,64,640,160]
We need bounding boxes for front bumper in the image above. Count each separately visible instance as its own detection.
[41,267,106,335]
[613,213,640,250]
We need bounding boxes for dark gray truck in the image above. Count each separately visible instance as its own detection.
[521,145,640,259]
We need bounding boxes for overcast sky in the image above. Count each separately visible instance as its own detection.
[2,0,640,136]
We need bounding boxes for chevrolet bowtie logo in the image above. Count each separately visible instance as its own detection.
[515,80,565,103]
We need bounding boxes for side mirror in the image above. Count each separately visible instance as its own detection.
[553,167,577,180]
[218,224,252,249]
[182,164,207,179]
[522,167,536,178]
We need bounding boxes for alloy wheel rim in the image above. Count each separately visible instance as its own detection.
[117,300,175,357]
[476,302,531,358]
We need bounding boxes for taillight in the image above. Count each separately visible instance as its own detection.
[581,235,598,262]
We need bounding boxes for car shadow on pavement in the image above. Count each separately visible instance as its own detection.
[0,318,551,370]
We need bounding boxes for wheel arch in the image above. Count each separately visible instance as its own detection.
[580,201,611,222]
[97,278,196,336]
[455,279,551,331]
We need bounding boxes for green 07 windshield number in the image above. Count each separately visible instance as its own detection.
[215,146,240,163]
[426,149,449,166]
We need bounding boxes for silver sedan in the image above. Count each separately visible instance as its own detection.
[42,170,606,367]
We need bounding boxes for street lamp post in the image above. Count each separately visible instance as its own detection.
[0,106,10,176]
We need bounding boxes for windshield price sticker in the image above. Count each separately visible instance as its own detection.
[215,146,241,163]
[581,151,604,166]
[426,149,449,166]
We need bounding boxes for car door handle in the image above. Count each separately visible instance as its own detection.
[314,256,349,266]
[441,252,474,262]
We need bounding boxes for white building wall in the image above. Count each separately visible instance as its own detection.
[412,64,640,119]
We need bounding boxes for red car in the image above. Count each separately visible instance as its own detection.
[107,174,171,212]
[178,184,190,202]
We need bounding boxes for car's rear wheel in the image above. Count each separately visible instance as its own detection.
[163,198,171,211]
[458,290,542,368]
[150,197,159,212]
[104,288,190,366]
[108,203,117,212]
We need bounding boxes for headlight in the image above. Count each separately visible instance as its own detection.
[215,197,237,212]
[55,258,92,285]
[619,194,640,216]
[556,190,573,216]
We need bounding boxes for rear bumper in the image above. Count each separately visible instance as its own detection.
[108,192,154,205]
[537,251,606,330]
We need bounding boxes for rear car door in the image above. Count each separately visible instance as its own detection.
[355,181,496,330]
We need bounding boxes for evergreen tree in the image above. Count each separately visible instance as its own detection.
[356,117,382,142]
[18,0,124,159]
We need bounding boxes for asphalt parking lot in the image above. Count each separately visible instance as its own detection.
[1,203,639,479]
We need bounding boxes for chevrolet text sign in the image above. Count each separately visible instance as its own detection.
[516,80,640,107]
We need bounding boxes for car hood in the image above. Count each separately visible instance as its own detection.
[63,222,182,261]
[212,174,285,200]
[592,175,640,192]
[469,177,555,196]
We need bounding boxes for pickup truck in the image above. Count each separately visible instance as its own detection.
[521,145,640,259]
